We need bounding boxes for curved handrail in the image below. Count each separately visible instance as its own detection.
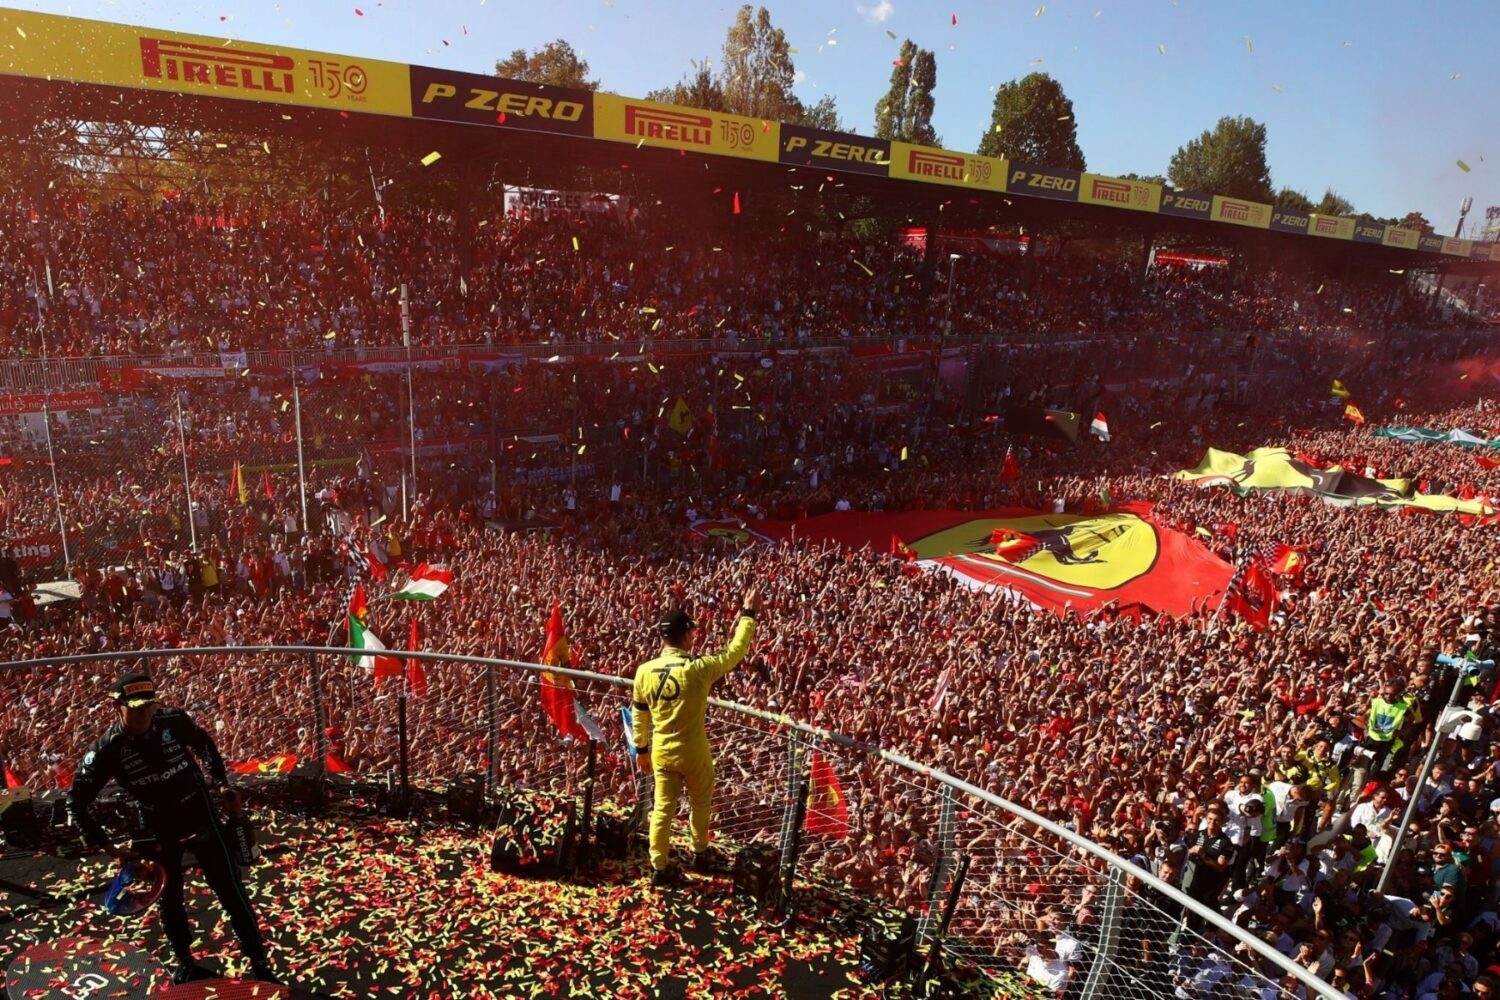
[1,645,1342,999]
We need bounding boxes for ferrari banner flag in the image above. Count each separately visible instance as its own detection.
[1373,427,1500,449]
[1175,446,1495,516]
[699,507,1232,617]
[804,752,850,840]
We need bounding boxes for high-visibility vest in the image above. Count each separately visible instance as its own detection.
[1367,695,1412,744]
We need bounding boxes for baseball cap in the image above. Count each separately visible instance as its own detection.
[656,608,697,639]
[111,671,157,708]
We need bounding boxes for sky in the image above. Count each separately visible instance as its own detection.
[9,0,1500,236]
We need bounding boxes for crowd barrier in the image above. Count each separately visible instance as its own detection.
[0,646,1344,999]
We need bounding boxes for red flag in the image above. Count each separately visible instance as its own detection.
[805,752,850,839]
[262,468,274,499]
[1223,558,1276,631]
[541,599,568,667]
[231,754,300,775]
[1210,521,1240,541]
[990,526,1039,561]
[539,600,587,740]
[406,616,427,697]
[1000,448,1020,482]
[889,534,916,562]
[349,583,368,622]
[363,545,388,581]
[227,461,243,504]
[1343,403,1366,426]
[1477,455,1500,471]
[4,766,24,789]
[324,752,354,774]
[1268,543,1306,579]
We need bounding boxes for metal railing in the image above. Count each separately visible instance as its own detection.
[0,646,1342,999]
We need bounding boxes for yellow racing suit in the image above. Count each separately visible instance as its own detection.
[631,613,757,870]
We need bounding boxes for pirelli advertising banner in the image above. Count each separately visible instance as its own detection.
[1078,174,1161,213]
[888,142,1006,193]
[593,92,779,163]
[410,66,592,136]
[1006,164,1080,202]
[1307,214,1356,241]
[1159,188,1214,220]
[1210,196,1272,229]
[1382,226,1422,250]
[0,8,411,117]
[779,124,890,176]
[1441,237,1474,258]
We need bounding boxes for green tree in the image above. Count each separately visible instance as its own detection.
[1167,116,1273,202]
[719,5,800,121]
[1275,187,1314,212]
[800,95,843,131]
[495,39,598,90]
[874,40,939,145]
[1313,188,1355,217]
[1392,211,1432,233]
[1121,172,1166,185]
[977,73,1084,169]
[646,60,727,111]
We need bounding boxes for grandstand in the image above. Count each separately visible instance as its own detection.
[2,7,1500,1000]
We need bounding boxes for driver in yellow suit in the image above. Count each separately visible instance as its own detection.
[631,589,761,886]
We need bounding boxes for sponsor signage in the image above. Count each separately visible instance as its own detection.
[1382,226,1422,250]
[1490,244,1500,263]
[0,390,106,415]
[1352,220,1387,245]
[0,9,410,116]
[1006,163,1080,202]
[0,530,64,570]
[1469,241,1495,261]
[1418,234,1447,253]
[1269,207,1311,235]
[1307,214,1355,240]
[889,142,1006,192]
[1441,236,1473,257]
[1211,195,1272,229]
[779,124,891,175]
[409,66,593,136]
[593,92,778,162]
[1078,174,1161,213]
[1158,188,1214,220]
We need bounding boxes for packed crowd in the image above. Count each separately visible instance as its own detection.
[4,191,1500,997]
[0,188,1465,360]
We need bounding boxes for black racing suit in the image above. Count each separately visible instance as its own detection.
[67,707,268,967]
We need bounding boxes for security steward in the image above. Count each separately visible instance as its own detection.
[632,589,760,886]
[68,669,281,985]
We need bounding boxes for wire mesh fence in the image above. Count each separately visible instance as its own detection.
[0,647,1341,998]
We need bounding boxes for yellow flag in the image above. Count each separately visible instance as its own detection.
[1330,378,1351,399]
[668,397,695,435]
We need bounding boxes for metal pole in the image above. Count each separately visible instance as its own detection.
[485,664,499,792]
[1376,667,1468,892]
[307,652,330,776]
[918,784,958,949]
[292,375,308,535]
[397,689,411,804]
[401,283,417,508]
[33,272,70,572]
[943,253,959,340]
[175,394,198,553]
[1078,865,1127,1000]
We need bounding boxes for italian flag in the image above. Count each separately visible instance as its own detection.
[348,611,402,680]
[390,563,452,601]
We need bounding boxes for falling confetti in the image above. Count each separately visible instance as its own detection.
[1451,72,1461,80]
[354,7,364,14]
[420,151,442,166]
[1157,43,1166,54]
[886,29,897,39]
[1271,84,1283,92]
[1035,4,1046,14]
[951,13,958,25]
[1243,36,1253,53]
[16,25,27,37]
[893,58,905,66]
[1458,160,1471,173]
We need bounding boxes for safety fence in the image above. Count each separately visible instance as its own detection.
[0,646,1343,1000]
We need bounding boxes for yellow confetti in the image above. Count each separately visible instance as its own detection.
[420,151,442,166]
[262,140,270,154]
[577,445,587,455]
[1271,84,1282,92]
[1157,43,1166,54]
[1035,4,1046,14]
[1243,36,1252,53]
[853,259,874,277]
[16,25,26,38]
[572,236,580,251]
[900,446,909,461]
[1458,159,1472,172]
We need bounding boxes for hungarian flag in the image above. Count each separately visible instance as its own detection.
[390,563,452,601]
[804,752,850,840]
[262,468,274,500]
[231,754,300,775]
[406,615,427,697]
[990,526,1039,562]
[228,461,247,505]
[1330,378,1351,400]
[1222,557,1276,631]
[1343,403,1366,426]
[1089,412,1110,442]
[1000,447,1020,482]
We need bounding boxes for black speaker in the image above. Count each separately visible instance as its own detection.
[732,844,780,903]
[489,790,576,878]
[447,774,489,825]
[288,771,328,811]
[593,813,633,861]
[0,794,41,850]
[859,912,918,982]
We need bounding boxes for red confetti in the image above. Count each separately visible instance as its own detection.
[952,12,958,24]
[732,192,742,215]
[354,7,364,14]
[893,59,905,66]
[497,112,507,124]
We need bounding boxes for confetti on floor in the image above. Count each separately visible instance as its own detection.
[420,151,442,167]
[0,804,1012,998]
